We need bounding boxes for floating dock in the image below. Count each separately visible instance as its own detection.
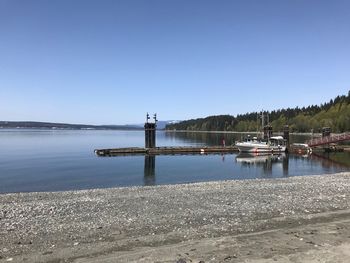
[94,146,239,156]
[95,114,239,157]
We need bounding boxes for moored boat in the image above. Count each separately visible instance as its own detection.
[235,111,287,153]
[235,135,286,153]
[290,143,312,154]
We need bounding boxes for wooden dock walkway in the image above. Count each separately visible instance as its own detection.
[94,146,239,156]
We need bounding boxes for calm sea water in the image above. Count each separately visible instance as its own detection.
[0,129,349,193]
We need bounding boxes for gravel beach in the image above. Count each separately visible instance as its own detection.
[1,172,350,262]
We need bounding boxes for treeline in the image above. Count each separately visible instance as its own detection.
[166,91,350,133]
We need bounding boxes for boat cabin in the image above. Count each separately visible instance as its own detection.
[269,136,286,147]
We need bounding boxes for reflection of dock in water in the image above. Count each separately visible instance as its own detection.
[311,152,350,169]
[144,155,156,186]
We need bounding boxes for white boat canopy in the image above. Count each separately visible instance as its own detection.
[270,136,284,140]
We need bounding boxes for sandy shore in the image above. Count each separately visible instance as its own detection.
[1,172,350,262]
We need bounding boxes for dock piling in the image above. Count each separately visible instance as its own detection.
[284,125,290,148]
[145,113,157,148]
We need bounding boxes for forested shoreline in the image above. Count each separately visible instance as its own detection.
[166,91,350,133]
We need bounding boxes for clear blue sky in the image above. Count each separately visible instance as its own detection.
[1,0,349,125]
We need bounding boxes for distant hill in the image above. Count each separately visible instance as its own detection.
[0,120,181,130]
[0,121,143,130]
[128,120,181,130]
[166,91,350,133]
[157,120,181,129]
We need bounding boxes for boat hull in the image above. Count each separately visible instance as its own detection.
[236,142,286,153]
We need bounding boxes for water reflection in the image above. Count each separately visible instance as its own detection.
[143,151,349,186]
[164,131,240,146]
[311,152,350,168]
[235,153,289,176]
[144,155,156,186]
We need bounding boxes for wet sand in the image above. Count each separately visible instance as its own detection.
[1,172,350,262]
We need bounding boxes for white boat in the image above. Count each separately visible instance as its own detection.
[235,111,287,153]
[235,135,286,153]
[290,143,312,154]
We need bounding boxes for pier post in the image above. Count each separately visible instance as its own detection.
[144,113,157,148]
[322,127,331,152]
[322,127,331,137]
[283,125,290,147]
[263,125,273,140]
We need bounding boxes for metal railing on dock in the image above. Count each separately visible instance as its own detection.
[306,132,350,147]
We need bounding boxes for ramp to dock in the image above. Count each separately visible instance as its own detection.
[306,133,350,147]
